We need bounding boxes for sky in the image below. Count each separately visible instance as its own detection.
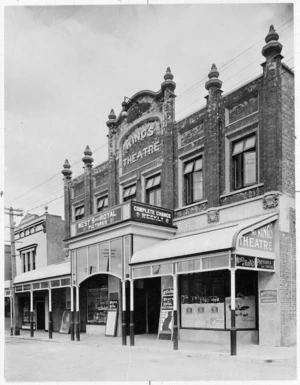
[1,1,297,236]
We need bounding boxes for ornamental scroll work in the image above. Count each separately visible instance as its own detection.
[263,192,279,209]
[122,120,162,171]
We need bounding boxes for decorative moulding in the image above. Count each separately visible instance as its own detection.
[207,208,220,223]
[263,191,280,209]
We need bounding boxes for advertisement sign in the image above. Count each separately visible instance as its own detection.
[158,288,174,340]
[76,207,122,234]
[260,290,277,303]
[236,255,255,268]
[131,202,173,227]
[181,303,225,329]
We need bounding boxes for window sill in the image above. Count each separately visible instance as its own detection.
[220,183,264,199]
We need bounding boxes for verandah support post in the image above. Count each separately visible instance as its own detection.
[48,288,52,339]
[75,285,80,341]
[10,295,13,336]
[130,279,134,346]
[173,274,178,350]
[30,290,34,337]
[230,268,237,356]
[121,280,127,346]
[70,286,74,341]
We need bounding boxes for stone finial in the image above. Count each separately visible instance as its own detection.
[82,145,94,168]
[44,206,48,214]
[262,25,282,58]
[164,67,174,81]
[61,159,72,179]
[265,25,279,43]
[161,67,176,92]
[205,64,222,90]
[106,108,117,130]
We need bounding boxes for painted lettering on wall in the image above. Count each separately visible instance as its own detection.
[239,223,274,252]
[122,120,161,167]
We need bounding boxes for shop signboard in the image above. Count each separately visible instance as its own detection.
[236,255,255,268]
[59,310,71,334]
[260,290,277,303]
[76,207,122,235]
[257,258,274,270]
[158,288,174,340]
[131,202,173,227]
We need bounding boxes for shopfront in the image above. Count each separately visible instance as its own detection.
[130,212,278,351]
[67,200,176,339]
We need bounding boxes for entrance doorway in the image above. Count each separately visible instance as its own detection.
[36,301,45,330]
[132,277,161,335]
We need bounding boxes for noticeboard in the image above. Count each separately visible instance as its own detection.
[59,310,71,334]
[260,290,277,303]
[105,300,119,337]
[158,288,174,340]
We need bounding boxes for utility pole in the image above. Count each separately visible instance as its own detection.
[5,206,23,335]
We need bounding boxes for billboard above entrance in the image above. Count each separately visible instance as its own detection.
[72,201,174,237]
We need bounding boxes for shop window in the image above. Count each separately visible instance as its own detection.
[74,205,85,221]
[184,158,203,205]
[232,135,257,190]
[87,287,108,325]
[146,174,161,206]
[123,185,136,202]
[96,196,108,212]
[180,270,257,330]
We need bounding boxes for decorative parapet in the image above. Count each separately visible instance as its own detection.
[175,201,207,219]
[220,184,264,206]
[263,191,280,209]
[207,208,219,223]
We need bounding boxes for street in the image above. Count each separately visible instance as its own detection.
[4,337,297,382]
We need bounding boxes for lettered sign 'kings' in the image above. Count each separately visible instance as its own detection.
[238,222,275,252]
[122,120,162,170]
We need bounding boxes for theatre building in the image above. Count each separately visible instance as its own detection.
[61,26,295,348]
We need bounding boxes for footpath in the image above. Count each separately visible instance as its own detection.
[5,328,297,367]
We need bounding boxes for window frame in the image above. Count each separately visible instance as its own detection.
[123,184,137,202]
[231,134,257,191]
[74,205,85,221]
[183,157,203,206]
[96,196,108,212]
[145,174,161,207]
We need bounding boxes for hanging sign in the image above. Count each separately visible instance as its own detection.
[158,288,174,340]
[132,202,173,227]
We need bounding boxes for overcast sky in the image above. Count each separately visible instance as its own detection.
[2,1,296,232]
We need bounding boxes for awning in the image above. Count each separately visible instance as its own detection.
[130,213,278,277]
[14,261,70,284]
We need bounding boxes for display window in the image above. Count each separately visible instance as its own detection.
[87,287,109,324]
[180,270,257,330]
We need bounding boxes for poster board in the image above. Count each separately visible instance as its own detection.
[105,300,118,337]
[158,288,174,340]
[59,310,71,334]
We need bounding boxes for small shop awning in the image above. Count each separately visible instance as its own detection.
[130,213,278,278]
[14,261,70,284]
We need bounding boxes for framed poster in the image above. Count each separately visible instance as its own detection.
[105,300,118,337]
[59,310,71,334]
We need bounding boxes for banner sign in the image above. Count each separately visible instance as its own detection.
[238,222,274,252]
[76,207,122,234]
[131,202,173,227]
[158,288,174,340]
[260,290,277,303]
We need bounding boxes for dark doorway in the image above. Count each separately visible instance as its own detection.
[36,301,45,330]
[130,277,161,335]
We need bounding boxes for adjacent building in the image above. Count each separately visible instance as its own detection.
[12,210,69,333]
